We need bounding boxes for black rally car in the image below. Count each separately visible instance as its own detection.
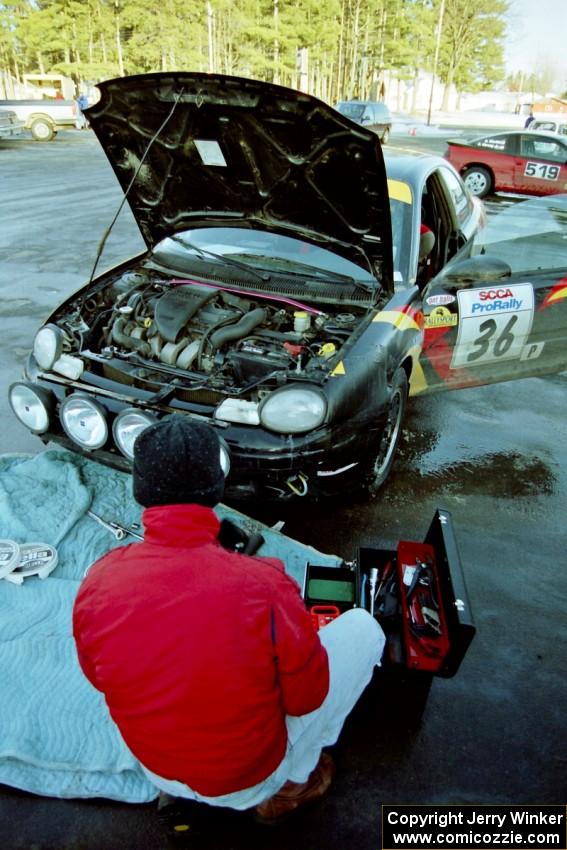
[9,73,567,501]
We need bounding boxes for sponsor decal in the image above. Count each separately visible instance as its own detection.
[387,179,412,204]
[426,294,455,306]
[472,298,522,314]
[424,306,458,328]
[452,283,535,368]
[520,341,544,361]
[478,288,514,301]
[470,287,522,313]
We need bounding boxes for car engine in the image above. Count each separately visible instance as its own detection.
[62,271,366,395]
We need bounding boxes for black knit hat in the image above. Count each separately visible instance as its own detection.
[133,417,225,508]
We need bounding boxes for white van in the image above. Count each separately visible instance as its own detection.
[529,118,567,137]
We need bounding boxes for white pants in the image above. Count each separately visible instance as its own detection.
[141,608,385,810]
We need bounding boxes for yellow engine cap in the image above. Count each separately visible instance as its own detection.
[318,343,336,357]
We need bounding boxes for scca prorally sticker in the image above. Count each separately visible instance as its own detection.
[452,283,534,368]
[426,294,456,307]
[425,306,458,328]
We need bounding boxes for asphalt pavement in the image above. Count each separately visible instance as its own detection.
[0,128,566,850]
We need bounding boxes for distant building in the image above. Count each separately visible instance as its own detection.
[531,97,567,114]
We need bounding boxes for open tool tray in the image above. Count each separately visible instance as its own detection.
[304,509,475,679]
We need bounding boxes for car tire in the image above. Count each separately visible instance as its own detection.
[462,165,493,198]
[364,367,408,496]
[30,118,55,142]
[381,127,390,144]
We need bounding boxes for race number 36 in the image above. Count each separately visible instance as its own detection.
[524,161,560,181]
[451,284,534,369]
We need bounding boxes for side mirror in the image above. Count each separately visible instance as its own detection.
[439,255,512,289]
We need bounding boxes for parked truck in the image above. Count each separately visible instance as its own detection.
[0,99,77,141]
[0,108,25,140]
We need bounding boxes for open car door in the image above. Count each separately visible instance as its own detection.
[417,194,567,393]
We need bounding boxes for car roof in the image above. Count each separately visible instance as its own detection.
[337,99,385,105]
[383,150,451,187]
[456,129,566,143]
[336,99,390,111]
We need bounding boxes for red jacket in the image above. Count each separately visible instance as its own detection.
[72,504,329,796]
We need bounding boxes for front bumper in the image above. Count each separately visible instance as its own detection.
[16,368,383,501]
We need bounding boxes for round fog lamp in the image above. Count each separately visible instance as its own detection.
[33,325,64,371]
[61,394,108,450]
[113,408,157,460]
[219,437,231,477]
[9,383,52,434]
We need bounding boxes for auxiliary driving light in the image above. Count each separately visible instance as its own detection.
[9,383,53,434]
[60,394,109,450]
[33,325,64,371]
[219,437,231,477]
[113,408,157,460]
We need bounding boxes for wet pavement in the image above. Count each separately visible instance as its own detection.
[0,129,566,850]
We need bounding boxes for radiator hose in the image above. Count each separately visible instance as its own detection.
[209,308,267,351]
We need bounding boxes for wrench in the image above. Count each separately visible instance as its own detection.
[87,510,143,541]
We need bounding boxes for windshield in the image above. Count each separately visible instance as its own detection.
[388,180,414,286]
[152,227,377,283]
[468,194,567,273]
[336,102,365,121]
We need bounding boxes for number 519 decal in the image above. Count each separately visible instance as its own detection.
[451,284,535,369]
[524,161,560,181]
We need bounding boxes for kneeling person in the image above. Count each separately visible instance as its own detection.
[72,417,385,821]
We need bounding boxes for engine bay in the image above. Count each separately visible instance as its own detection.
[52,269,374,400]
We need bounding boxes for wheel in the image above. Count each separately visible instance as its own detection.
[364,367,408,495]
[30,117,55,142]
[381,127,390,144]
[462,165,492,198]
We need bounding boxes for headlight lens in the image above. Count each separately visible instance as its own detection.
[218,437,231,476]
[9,383,52,434]
[60,394,108,450]
[33,325,64,370]
[260,386,327,434]
[112,408,157,460]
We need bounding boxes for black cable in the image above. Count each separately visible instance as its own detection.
[80,89,185,313]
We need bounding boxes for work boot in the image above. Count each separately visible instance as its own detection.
[157,791,208,837]
[254,752,336,825]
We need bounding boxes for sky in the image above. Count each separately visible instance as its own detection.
[503,0,567,91]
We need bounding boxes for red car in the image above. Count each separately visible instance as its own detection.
[445,130,567,198]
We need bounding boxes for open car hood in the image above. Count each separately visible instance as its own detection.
[87,72,393,289]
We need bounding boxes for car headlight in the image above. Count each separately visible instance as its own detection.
[9,383,53,434]
[259,386,327,434]
[33,325,64,371]
[60,394,108,450]
[112,408,157,460]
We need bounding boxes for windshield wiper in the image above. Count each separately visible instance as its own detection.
[169,236,271,284]
[226,254,376,293]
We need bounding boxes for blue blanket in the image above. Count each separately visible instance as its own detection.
[0,450,339,802]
